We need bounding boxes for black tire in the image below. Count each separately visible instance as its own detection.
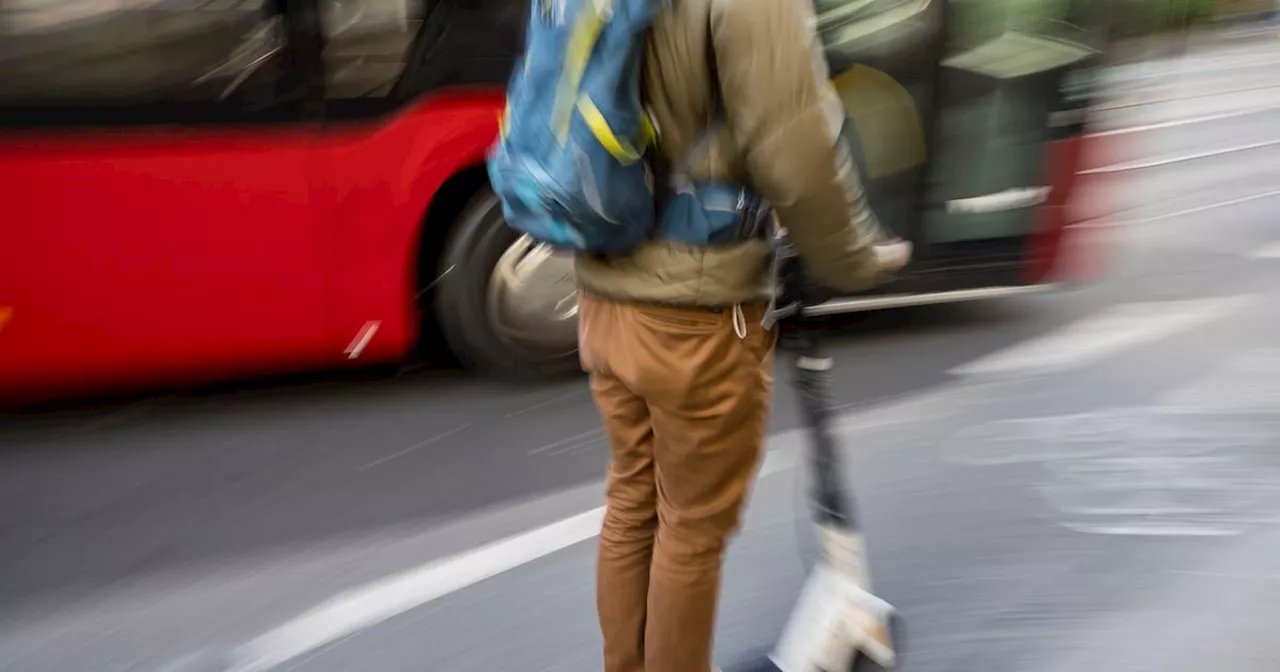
[433,187,582,379]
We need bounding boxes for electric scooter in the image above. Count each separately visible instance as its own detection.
[766,236,904,672]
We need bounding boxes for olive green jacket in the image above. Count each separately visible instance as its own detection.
[574,0,886,306]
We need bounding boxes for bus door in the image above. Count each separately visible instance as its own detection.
[914,0,1110,278]
[817,0,945,249]
[0,0,330,396]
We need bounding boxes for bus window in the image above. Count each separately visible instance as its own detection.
[818,0,940,244]
[0,0,313,126]
[317,0,526,117]
[320,0,420,98]
[818,0,934,50]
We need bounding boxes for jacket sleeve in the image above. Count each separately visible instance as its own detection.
[710,0,886,292]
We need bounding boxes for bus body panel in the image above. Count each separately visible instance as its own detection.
[317,91,504,364]
[0,127,327,401]
[1047,129,1128,287]
[0,93,505,402]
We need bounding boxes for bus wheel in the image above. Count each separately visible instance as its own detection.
[434,187,581,379]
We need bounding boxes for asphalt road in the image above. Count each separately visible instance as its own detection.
[3,41,1280,672]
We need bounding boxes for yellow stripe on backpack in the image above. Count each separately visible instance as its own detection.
[577,95,647,164]
[551,1,609,144]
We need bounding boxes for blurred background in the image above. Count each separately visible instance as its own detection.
[2,0,1280,670]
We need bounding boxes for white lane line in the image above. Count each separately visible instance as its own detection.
[505,388,586,418]
[528,428,605,455]
[1094,81,1280,113]
[358,424,473,471]
[1105,55,1280,83]
[1107,188,1280,228]
[951,296,1259,378]
[225,509,608,672]
[221,446,805,672]
[1081,138,1280,174]
[1061,522,1241,537]
[1093,103,1280,137]
[1165,569,1280,582]
[1250,242,1280,259]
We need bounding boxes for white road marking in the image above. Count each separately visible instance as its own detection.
[1162,349,1280,413]
[1250,242,1280,259]
[505,388,586,418]
[359,424,473,470]
[945,352,1280,538]
[1061,523,1242,537]
[951,296,1259,378]
[1095,81,1280,113]
[1081,138,1280,174]
[210,296,1257,669]
[222,508,609,672]
[1165,569,1280,582]
[1094,102,1280,137]
[221,447,803,672]
[1108,188,1280,227]
[1104,54,1280,85]
[528,427,605,456]
[1035,525,1280,672]
[831,380,988,424]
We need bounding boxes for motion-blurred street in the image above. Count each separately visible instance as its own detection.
[3,35,1280,672]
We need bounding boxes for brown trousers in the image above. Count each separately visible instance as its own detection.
[578,294,776,672]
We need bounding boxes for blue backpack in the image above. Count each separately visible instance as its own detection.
[487,0,661,254]
[489,0,768,254]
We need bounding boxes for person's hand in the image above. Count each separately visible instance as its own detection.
[873,238,912,272]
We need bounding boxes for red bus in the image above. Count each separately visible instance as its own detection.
[0,0,1116,403]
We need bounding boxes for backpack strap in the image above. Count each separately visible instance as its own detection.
[650,0,770,246]
[667,120,724,194]
[663,0,726,193]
